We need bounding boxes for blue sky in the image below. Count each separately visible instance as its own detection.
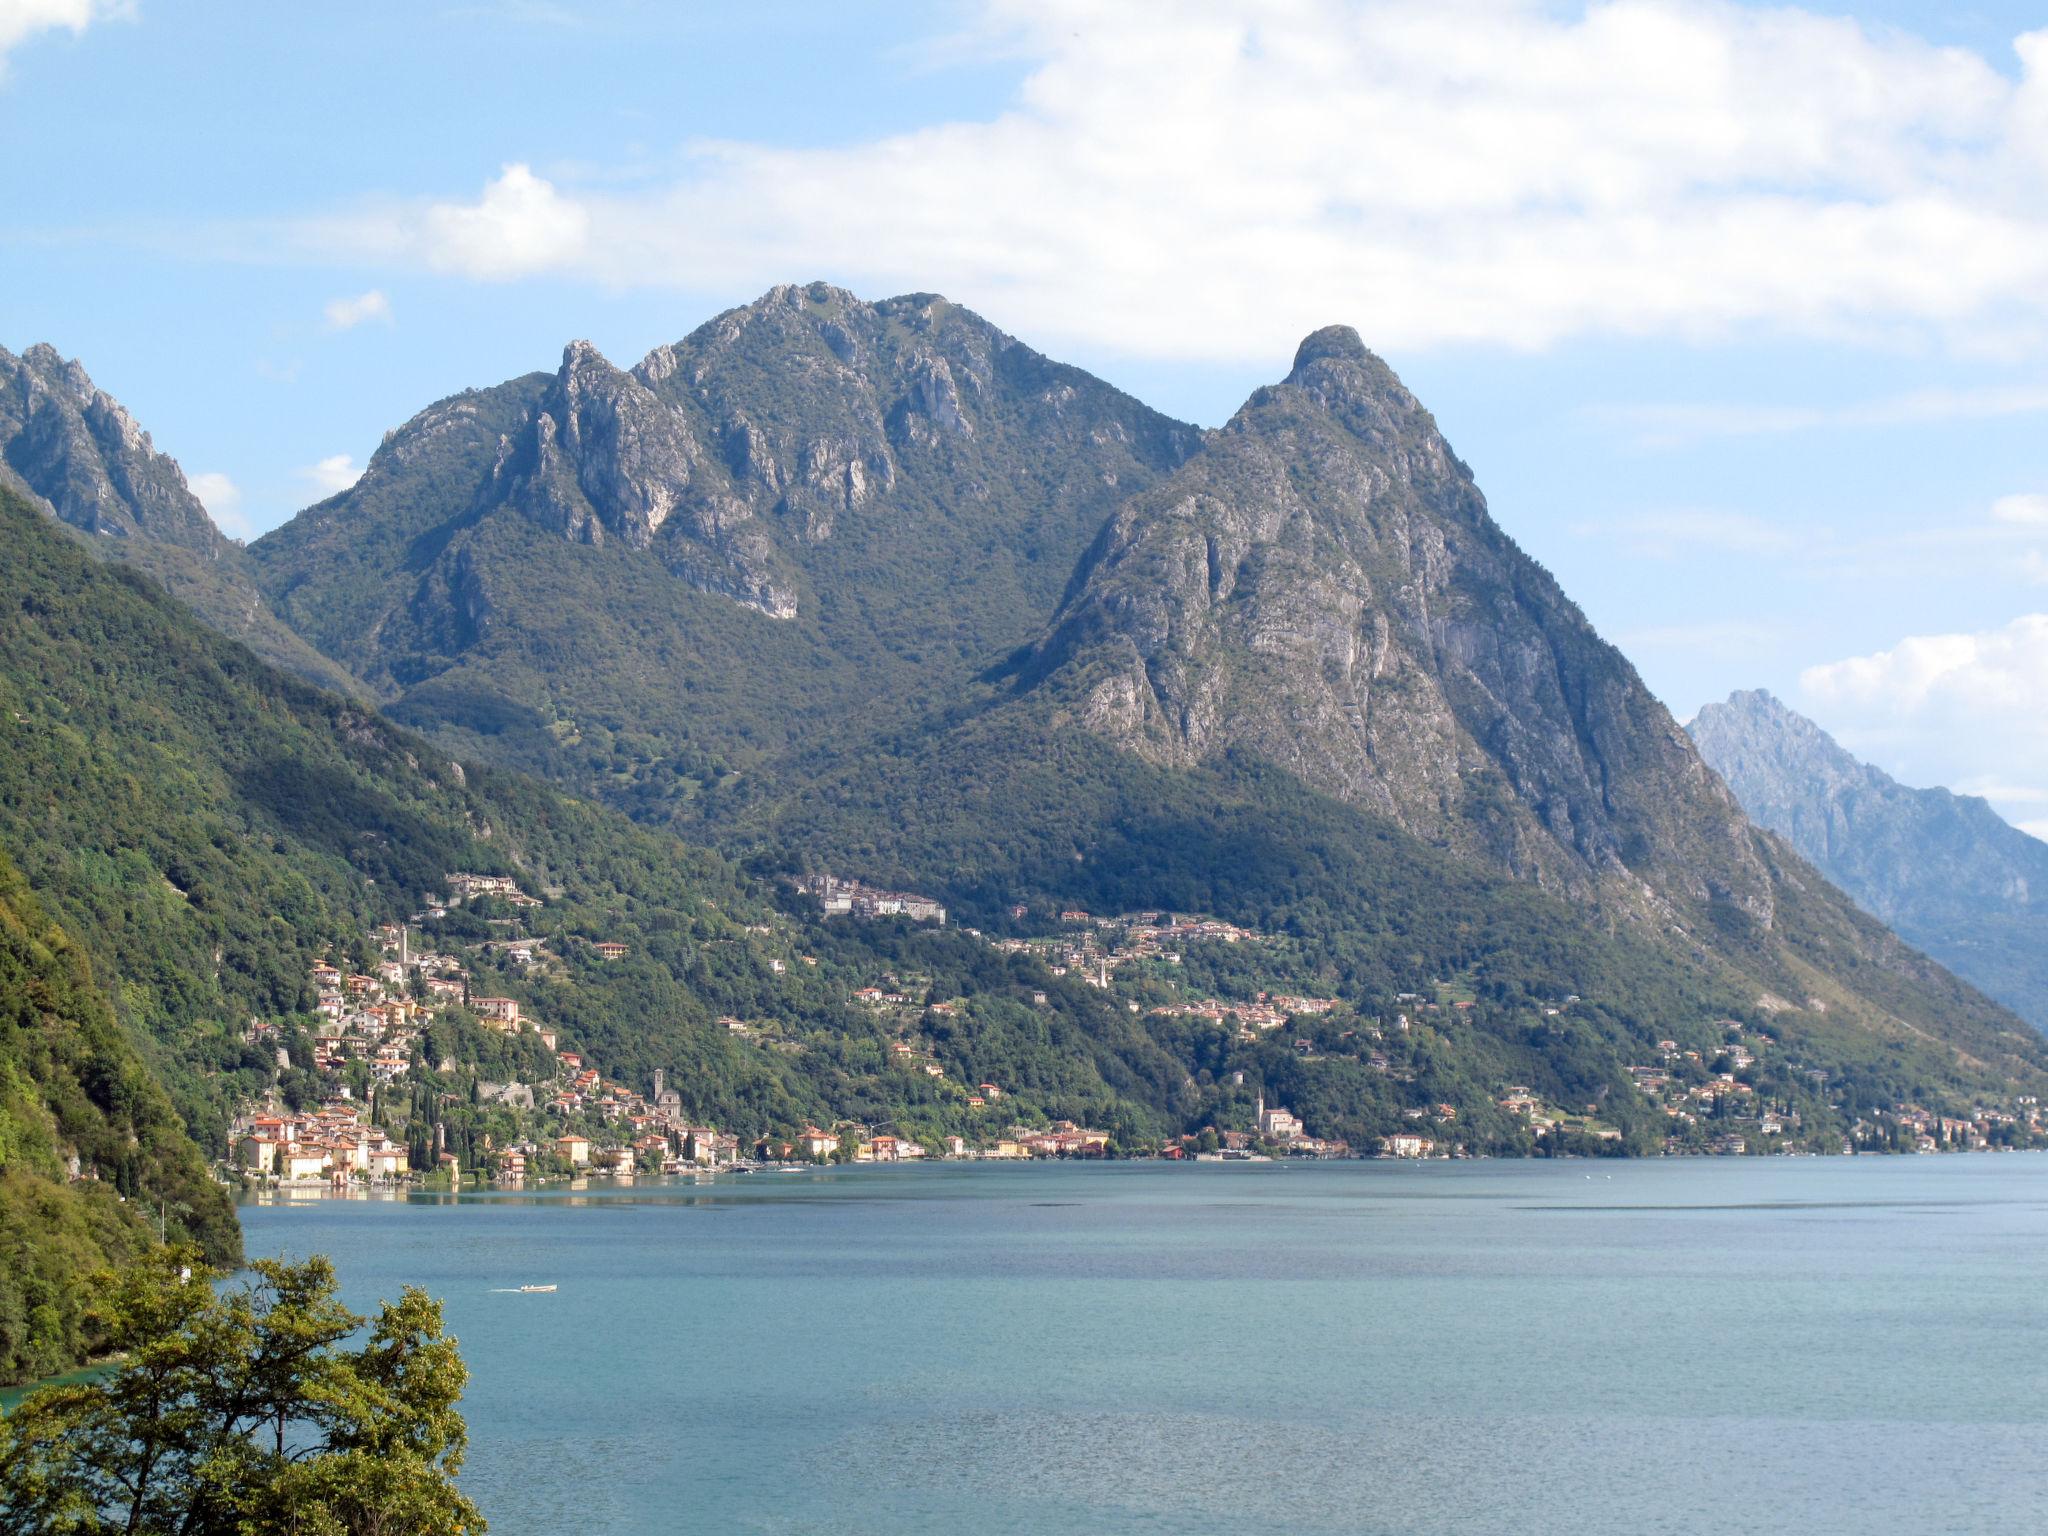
[4,0,2048,828]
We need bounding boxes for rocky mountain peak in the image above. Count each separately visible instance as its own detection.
[1027,333,1767,919]
[0,342,218,552]
[0,344,369,695]
[1691,689,1869,803]
[1290,324,1373,372]
[493,335,798,617]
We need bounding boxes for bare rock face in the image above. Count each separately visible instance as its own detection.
[499,341,797,618]
[1027,326,1769,919]
[247,282,1200,777]
[0,343,222,552]
[428,283,1185,619]
[0,344,365,695]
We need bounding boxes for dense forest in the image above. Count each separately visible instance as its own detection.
[0,850,237,1382]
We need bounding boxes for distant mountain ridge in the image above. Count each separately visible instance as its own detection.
[0,343,362,695]
[1691,689,2048,1030]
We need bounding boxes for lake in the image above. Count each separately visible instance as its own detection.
[243,1156,2048,1535]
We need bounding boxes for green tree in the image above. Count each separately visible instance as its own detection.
[0,1248,482,1535]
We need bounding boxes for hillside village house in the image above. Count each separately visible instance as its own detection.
[473,997,521,1028]
[796,872,947,925]
[447,872,522,901]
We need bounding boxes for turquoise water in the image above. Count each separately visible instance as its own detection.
[243,1157,2048,1535]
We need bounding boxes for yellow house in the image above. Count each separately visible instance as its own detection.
[282,1148,329,1181]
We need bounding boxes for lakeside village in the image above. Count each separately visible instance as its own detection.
[225,870,2048,1191]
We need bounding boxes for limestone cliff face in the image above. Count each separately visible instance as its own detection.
[628,282,1194,561]
[1692,689,2048,1028]
[336,282,1201,628]
[1026,327,1767,917]
[0,343,222,551]
[499,340,796,617]
[0,344,363,695]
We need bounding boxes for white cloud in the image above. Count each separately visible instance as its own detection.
[1991,492,2048,526]
[322,288,392,330]
[186,470,253,539]
[299,454,362,497]
[315,163,589,281]
[1800,613,2048,822]
[0,0,124,70]
[295,1,2048,362]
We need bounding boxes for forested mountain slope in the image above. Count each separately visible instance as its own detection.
[0,849,237,1384]
[1692,689,2048,1031]
[0,486,1182,1163]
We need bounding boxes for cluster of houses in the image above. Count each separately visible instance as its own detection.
[988,908,1280,990]
[232,1101,410,1184]
[1484,1022,2047,1153]
[490,1115,1128,1178]
[1857,1101,2040,1153]
[292,907,566,1082]
[1164,1096,1351,1159]
[796,872,948,926]
[1147,992,1340,1036]
[253,868,2047,1178]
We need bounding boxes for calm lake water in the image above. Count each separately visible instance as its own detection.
[243,1156,2048,1535]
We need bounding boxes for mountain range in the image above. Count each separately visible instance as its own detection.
[5,284,2047,1379]
[1691,689,2048,1031]
[247,284,1198,803]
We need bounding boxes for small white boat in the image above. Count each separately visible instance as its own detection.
[518,1283,557,1293]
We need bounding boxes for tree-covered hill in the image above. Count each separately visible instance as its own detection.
[0,849,237,1384]
[742,682,2048,1129]
[0,486,1182,1168]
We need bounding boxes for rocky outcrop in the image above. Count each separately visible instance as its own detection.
[499,342,796,617]
[1692,689,2048,1028]
[0,343,222,551]
[1025,326,1768,918]
[0,344,364,695]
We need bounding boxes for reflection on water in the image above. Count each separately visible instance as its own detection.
[244,1156,2048,1536]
